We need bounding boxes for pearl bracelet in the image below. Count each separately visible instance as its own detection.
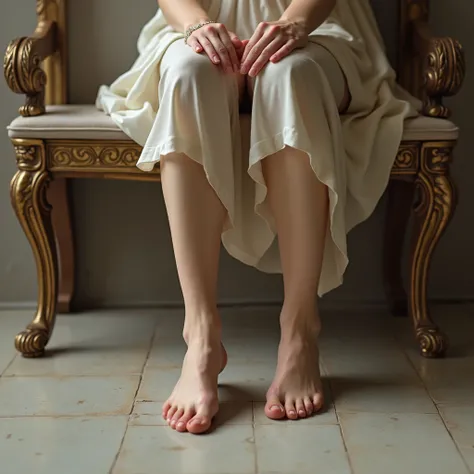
[184,21,215,45]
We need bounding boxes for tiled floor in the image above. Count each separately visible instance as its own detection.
[1,304,473,474]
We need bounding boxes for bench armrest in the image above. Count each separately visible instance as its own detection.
[413,19,465,119]
[4,18,57,117]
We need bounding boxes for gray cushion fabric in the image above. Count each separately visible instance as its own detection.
[8,105,459,142]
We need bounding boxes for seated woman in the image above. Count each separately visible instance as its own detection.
[97,0,417,434]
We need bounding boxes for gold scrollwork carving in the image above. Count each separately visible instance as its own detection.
[416,326,448,358]
[48,143,147,171]
[392,145,419,175]
[424,37,465,118]
[410,143,456,358]
[10,140,57,358]
[4,38,47,117]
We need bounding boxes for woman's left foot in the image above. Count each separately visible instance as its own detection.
[265,313,324,420]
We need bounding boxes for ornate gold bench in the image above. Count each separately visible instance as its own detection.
[4,0,465,358]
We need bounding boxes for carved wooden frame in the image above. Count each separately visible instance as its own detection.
[3,0,466,358]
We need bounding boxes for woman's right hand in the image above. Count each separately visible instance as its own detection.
[186,22,242,73]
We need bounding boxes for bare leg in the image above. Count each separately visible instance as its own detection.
[262,147,327,420]
[160,153,229,434]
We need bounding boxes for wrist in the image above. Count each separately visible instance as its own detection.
[280,16,310,35]
[183,18,212,34]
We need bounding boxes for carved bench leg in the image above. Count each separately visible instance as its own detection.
[48,178,75,313]
[10,140,58,358]
[410,143,456,358]
[383,179,415,317]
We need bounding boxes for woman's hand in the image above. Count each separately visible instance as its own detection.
[186,23,243,73]
[240,20,308,77]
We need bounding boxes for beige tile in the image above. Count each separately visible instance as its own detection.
[0,416,128,474]
[146,336,187,369]
[255,424,351,474]
[253,401,338,425]
[0,311,32,375]
[0,350,15,376]
[439,405,474,472]
[129,401,166,426]
[218,362,276,402]
[0,376,140,417]
[5,312,156,376]
[340,412,469,474]
[136,367,181,402]
[113,424,256,474]
[332,379,437,413]
[406,348,474,406]
[129,401,253,427]
[322,345,419,382]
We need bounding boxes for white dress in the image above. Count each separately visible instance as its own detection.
[96,0,418,296]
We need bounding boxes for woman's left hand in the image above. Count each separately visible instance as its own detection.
[240,20,308,77]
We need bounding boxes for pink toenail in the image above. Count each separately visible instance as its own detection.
[289,411,296,416]
[271,405,284,413]
[299,410,306,416]
[177,422,185,429]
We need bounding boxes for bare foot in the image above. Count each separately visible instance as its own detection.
[162,327,227,434]
[265,310,323,420]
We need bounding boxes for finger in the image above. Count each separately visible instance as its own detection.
[228,31,243,50]
[248,37,285,77]
[198,36,221,65]
[241,21,267,64]
[218,27,241,72]
[241,32,275,75]
[187,36,203,54]
[270,39,298,63]
[208,31,233,73]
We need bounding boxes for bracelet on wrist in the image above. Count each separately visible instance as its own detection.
[184,20,215,44]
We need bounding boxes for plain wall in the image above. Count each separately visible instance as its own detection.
[0,0,473,309]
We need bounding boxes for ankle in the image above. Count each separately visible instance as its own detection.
[280,301,321,341]
[183,309,221,345]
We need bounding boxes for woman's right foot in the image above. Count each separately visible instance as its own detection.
[162,322,226,434]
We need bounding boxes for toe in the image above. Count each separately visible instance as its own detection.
[313,392,324,413]
[176,410,194,433]
[264,395,285,420]
[187,405,214,434]
[295,399,306,419]
[285,400,298,420]
[187,415,212,434]
[162,401,172,420]
[171,409,184,429]
[166,406,178,425]
[304,396,314,416]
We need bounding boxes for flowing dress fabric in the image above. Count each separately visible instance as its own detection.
[96,0,419,296]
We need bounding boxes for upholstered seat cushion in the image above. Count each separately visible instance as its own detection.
[8,104,459,142]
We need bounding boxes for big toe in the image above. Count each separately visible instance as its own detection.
[265,396,285,420]
[313,392,324,412]
[187,415,212,434]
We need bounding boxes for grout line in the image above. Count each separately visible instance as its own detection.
[328,379,355,474]
[251,402,259,474]
[402,349,472,473]
[0,352,18,377]
[109,324,157,474]
[437,407,472,474]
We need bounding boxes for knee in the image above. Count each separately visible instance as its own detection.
[257,54,318,88]
[165,54,222,90]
